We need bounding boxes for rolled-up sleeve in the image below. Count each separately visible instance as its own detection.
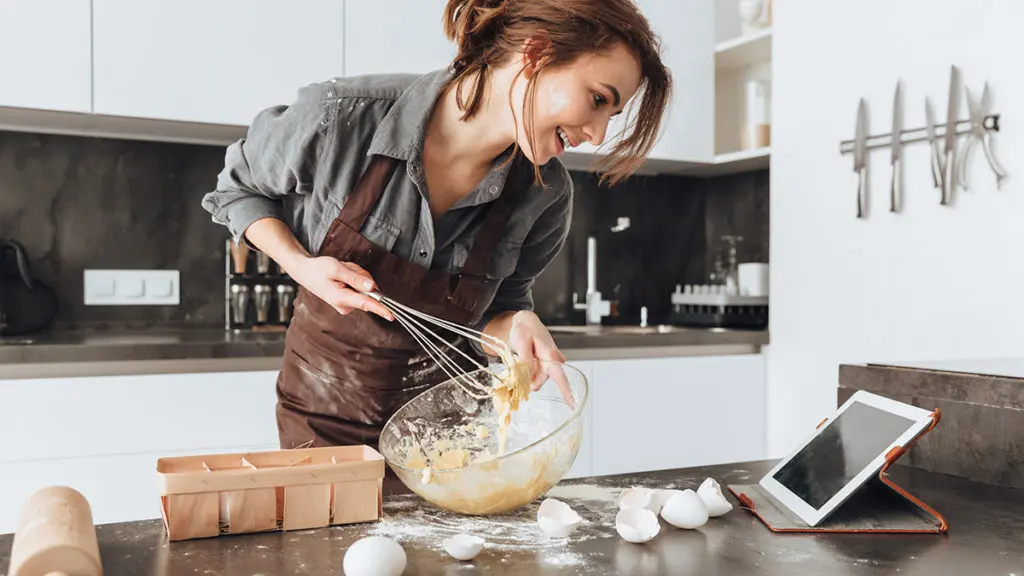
[201,83,329,245]
[474,168,573,337]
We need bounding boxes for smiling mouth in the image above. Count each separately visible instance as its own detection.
[557,126,572,152]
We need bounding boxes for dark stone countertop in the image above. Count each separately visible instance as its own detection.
[2,460,1022,575]
[0,325,768,378]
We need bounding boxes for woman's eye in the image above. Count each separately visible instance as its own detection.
[592,93,607,107]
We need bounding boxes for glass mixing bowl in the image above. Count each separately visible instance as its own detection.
[379,360,588,515]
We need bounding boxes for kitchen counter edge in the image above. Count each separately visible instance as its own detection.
[0,327,768,379]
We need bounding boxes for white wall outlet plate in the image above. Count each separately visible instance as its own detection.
[84,269,180,305]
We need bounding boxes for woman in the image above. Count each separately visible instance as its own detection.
[201,0,671,454]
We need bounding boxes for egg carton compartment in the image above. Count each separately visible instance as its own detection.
[156,445,384,541]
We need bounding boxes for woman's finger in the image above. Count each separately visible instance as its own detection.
[548,362,576,409]
[329,259,377,293]
[328,286,393,321]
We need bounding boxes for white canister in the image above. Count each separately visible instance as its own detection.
[738,263,769,296]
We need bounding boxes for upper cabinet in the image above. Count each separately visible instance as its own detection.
[92,0,346,126]
[642,0,716,163]
[0,0,92,113]
[0,1,771,176]
[344,0,457,77]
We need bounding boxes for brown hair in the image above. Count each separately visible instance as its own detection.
[442,0,671,186]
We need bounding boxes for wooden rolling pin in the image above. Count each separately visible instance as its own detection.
[8,486,102,576]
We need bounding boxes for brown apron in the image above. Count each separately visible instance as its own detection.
[275,151,530,457]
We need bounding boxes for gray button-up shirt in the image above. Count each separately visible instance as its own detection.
[201,68,573,330]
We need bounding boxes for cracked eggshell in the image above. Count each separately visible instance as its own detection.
[660,489,709,530]
[619,487,660,513]
[615,508,661,544]
[653,489,684,514]
[537,498,583,538]
[697,477,734,517]
[343,536,407,576]
[443,533,485,561]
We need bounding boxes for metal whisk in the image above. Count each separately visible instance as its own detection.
[366,291,512,399]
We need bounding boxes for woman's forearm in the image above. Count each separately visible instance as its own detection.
[243,217,310,275]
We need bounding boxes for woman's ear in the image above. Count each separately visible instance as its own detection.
[519,33,552,79]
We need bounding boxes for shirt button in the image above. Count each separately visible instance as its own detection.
[418,249,428,258]
[489,185,498,194]
[409,163,420,174]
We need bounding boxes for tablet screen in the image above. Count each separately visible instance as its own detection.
[771,401,917,509]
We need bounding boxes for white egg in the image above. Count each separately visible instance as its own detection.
[652,489,684,514]
[618,487,659,513]
[615,507,661,543]
[343,536,407,576]
[442,533,485,561]
[536,497,583,538]
[660,489,709,529]
[697,477,734,517]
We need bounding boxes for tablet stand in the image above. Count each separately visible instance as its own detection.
[727,408,948,534]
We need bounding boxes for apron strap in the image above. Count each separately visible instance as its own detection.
[337,155,400,231]
[460,154,534,276]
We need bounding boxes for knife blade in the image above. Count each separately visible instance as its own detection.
[942,65,961,205]
[853,98,868,218]
[924,96,941,189]
[890,80,902,212]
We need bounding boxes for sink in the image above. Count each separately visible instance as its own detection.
[546,325,679,336]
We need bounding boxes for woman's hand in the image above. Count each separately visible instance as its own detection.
[507,311,575,408]
[243,218,393,321]
[288,256,394,321]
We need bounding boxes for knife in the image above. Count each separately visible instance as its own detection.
[853,98,868,218]
[941,65,961,205]
[889,80,902,213]
[924,96,942,189]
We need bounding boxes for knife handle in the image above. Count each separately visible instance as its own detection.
[857,168,867,218]
[890,157,901,213]
[941,149,955,205]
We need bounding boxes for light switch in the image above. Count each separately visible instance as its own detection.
[145,277,173,298]
[118,278,144,298]
[86,274,115,298]
[84,270,180,305]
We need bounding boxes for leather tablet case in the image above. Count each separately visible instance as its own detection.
[728,408,947,534]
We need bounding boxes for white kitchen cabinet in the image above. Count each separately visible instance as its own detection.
[0,370,281,532]
[589,354,765,477]
[562,360,595,480]
[639,0,715,162]
[92,0,346,126]
[344,0,456,77]
[0,0,91,113]
[571,0,714,163]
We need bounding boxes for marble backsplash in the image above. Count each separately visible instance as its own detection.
[0,129,768,330]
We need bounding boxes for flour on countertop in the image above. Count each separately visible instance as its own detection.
[369,492,617,557]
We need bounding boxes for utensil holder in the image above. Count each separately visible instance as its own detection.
[224,238,298,333]
[156,445,385,541]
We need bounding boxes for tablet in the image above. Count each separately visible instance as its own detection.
[758,390,934,526]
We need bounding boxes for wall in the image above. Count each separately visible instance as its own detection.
[0,129,769,330]
[0,130,227,329]
[769,0,1024,456]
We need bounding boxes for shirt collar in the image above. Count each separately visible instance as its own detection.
[367,67,520,208]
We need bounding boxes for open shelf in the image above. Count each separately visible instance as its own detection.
[715,28,772,72]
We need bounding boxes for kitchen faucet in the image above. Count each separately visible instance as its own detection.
[572,235,611,325]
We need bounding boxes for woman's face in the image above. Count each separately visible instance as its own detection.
[513,42,643,165]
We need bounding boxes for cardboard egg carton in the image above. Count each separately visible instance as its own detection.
[156,445,385,541]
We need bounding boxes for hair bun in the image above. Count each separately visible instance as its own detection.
[444,0,508,53]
